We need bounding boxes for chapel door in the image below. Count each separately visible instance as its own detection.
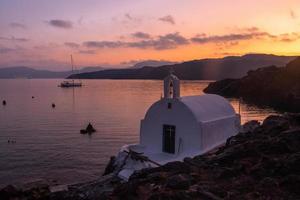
[163,125,176,154]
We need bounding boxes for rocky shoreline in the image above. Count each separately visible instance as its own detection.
[1,113,300,199]
[204,57,300,112]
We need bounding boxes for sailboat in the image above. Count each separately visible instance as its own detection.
[60,55,82,88]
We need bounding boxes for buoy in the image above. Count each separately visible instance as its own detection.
[32,96,34,99]
[52,103,56,108]
[2,100,6,106]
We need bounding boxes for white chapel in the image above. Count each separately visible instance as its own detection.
[116,72,241,180]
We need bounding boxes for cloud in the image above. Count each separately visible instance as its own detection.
[129,32,188,50]
[46,19,73,29]
[84,32,188,50]
[290,9,297,19]
[64,42,80,48]
[243,27,260,32]
[84,41,124,48]
[159,15,175,25]
[125,13,133,20]
[191,30,273,44]
[9,22,27,29]
[0,47,15,54]
[111,13,143,29]
[191,28,300,45]
[131,32,151,39]
[78,50,96,54]
[0,45,25,54]
[82,28,300,51]
[277,32,300,42]
[0,36,29,42]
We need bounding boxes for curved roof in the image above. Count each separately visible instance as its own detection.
[180,94,236,122]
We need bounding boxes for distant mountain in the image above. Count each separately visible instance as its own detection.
[130,60,177,69]
[69,54,296,80]
[0,66,105,79]
[79,66,105,73]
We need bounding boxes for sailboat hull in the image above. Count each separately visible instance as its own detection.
[59,82,82,87]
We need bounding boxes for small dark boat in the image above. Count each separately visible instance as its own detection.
[80,123,96,134]
[2,100,6,105]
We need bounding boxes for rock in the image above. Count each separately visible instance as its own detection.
[280,175,300,195]
[218,167,240,179]
[241,120,260,133]
[103,156,116,175]
[0,185,21,200]
[108,114,300,199]
[165,174,192,190]
[161,161,191,174]
[203,78,239,97]
[261,115,290,135]
[204,57,300,112]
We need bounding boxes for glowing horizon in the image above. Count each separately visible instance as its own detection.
[1,0,300,70]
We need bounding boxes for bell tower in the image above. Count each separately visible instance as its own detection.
[163,70,180,99]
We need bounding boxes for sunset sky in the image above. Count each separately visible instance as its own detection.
[1,0,300,70]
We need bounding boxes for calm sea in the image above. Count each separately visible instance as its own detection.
[0,79,278,187]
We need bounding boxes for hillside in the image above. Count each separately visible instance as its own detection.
[69,54,296,80]
[204,57,300,112]
[0,66,104,79]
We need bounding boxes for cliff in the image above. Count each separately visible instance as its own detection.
[204,57,300,112]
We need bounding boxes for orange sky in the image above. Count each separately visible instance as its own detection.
[0,0,300,70]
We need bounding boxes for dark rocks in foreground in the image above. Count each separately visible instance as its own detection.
[204,57,300,112]
[1,114,300,199]
[109,113,300,200]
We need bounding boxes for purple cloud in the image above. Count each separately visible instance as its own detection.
[191,29,300,44]
[64,42,80,48]
[132,32,151,39]
[47,19,73,29]
[159,15,175,25]
[0,36,29,42]
[290,9,297,19]
[84,32,188,50]
[0,47,15,54]
[84,41,124,48]
[82,28,300,51]
[78,50,96,54]
[9,22,27,29]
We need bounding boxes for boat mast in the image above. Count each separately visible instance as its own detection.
[71,54,74,85]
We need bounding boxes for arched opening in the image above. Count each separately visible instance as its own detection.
[169,81,173,98]
[163,73,180,99]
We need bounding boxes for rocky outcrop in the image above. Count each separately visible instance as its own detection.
[1,114,300,199]
[108,113,300,199]
[0,174,121,200]
[204,57,300,112]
